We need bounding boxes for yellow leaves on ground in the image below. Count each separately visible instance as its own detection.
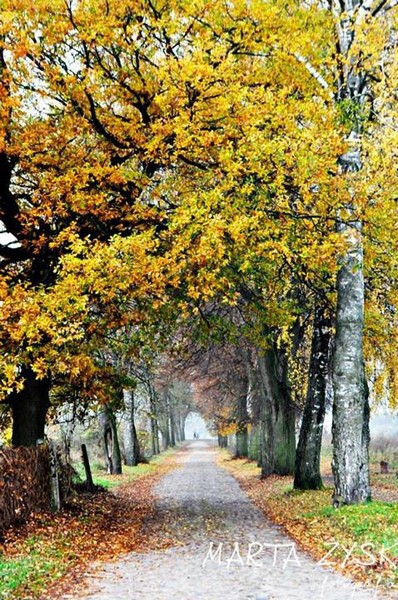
[2,450,179,600]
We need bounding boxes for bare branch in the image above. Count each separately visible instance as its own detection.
[294,53,334,99]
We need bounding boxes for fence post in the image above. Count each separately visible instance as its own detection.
[81,444,95,493]
[48,442,61,511]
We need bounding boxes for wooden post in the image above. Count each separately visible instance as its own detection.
[81,444,95,492]
[48,442,61,511]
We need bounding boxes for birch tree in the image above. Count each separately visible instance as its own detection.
[326,0,396,505]
[273,0,397,503]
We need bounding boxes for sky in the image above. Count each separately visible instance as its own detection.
[185,412,214,439]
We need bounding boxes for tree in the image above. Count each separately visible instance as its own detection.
[99,404,122,475]
[294,306,332,490]
[254,342,297,477]
[122,389,142,467]
[1,0,397,478]
[0,0,182,443]
[325,0,398,505]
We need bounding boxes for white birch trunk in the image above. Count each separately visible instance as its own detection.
[329,0,372,505]
[332,221,371,503]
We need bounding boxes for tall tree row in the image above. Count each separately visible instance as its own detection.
[0,0,397,506]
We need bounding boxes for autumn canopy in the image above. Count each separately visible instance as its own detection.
[0,0,397,505]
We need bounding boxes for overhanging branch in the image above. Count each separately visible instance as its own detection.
[294,53,334,100]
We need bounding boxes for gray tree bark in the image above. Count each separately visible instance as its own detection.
[99,405,122,475]
[289,0,377,504]
[178,413,186,442]
[235,377,249,458]
[294,306,331,490]
[122,389,141,466]
[161,426,170,451]
[149,385,160,455]
[257,347,296,477]
[169,400,176,448]
[332,222,371,504]
[330,0,372,504]
[218,434,228,448]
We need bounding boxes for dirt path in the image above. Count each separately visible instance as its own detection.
[73,441,393,599]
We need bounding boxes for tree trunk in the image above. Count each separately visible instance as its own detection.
[257,347,296,477]
[161,429,169,450]
[122,389,141,466]
[151,415,160,455]
[248,424,261,461]
[257,352,275,477]
[179,414,186,442]
[174,422,181,443]
[235,379,249,458]
[294,306,331,490]
[10,367,50,447]
[99,405,122,474]
[169,414,176,447]
[274,395,296,475]
[81,443,95,493]
[168,395,176,447]
[149,387,160,455]
[218,433,228,448]
[328,0,372,507]
[160,418,170,451]
[332,222,370,504]
[246,349,262,465]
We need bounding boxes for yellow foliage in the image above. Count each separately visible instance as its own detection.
[0,0,396,412]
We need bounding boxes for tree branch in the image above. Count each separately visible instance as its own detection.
[177,153,216,170]
[293,53,334,99]
[0,244,29,261]
[85,91,130,149]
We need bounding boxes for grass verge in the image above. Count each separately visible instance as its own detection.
[73,446,178,489]
[218,450,398,595]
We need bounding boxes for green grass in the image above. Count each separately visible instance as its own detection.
[308,501,398,549]
[299,500,398,589]
[0,549,70,600]
[0,558,33,595]
[280,483,398,556]
[73,447,177,489]
[221,451,398,591]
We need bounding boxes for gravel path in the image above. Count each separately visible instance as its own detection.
[76,441,396,600]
